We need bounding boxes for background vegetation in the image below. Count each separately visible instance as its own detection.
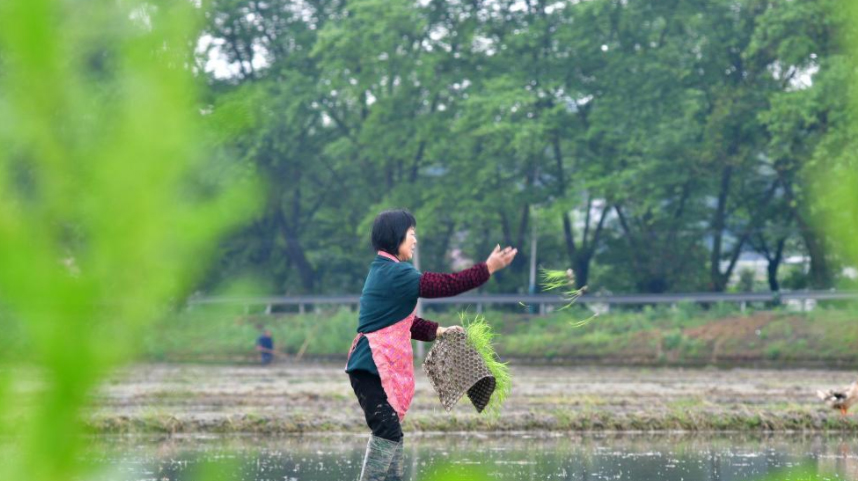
[195,0,855,296]
[144,302,858,366]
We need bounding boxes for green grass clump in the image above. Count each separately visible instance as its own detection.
[540,268,597,326]
[461,313,511,416]
[540,268,578,293]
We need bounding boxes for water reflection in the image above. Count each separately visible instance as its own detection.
[86,432,858,481]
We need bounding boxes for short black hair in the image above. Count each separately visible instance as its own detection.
[371,209,417,256]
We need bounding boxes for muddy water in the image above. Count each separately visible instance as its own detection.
[87,432,858,481]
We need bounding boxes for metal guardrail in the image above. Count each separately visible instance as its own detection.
[188,290,858,314]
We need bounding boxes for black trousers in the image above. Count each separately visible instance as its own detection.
[349,370,403,442]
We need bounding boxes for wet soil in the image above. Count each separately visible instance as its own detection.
[86,363,858,433]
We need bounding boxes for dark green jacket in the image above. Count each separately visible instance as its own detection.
[345,255,421,374]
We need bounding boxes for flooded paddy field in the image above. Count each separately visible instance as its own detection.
[86,432,858,480]
[88,363,858,433]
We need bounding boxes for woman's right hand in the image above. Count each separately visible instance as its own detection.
[486,244,518,274]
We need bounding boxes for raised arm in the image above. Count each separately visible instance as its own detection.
[419,263,490,299]
[418,245,517,299]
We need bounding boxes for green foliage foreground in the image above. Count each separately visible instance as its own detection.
[0,1,257,480]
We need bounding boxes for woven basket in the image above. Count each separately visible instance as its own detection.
[422,329,496,413]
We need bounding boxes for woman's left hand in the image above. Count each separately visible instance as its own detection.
[436,325,464,338]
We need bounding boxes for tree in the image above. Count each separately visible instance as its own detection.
[752,0,843,288]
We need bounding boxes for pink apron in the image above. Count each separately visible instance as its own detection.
[346,251,416,421]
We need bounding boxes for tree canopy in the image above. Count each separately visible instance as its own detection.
[197,0,854,295]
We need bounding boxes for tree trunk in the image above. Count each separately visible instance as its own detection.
[553,134,604,289]
[562,209,607,289]
[561,210,574,248]
[573,254,591,289]
[766,237,786,292]
[275,208,315,293]
[779,170,833,288]
[284,232,315,292]
[803,228,832,288]
[709,165,732,291]
[511,204,530,273]
[767,260,781,292]
[794,211,832,288]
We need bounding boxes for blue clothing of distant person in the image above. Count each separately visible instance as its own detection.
[256,330,274,364]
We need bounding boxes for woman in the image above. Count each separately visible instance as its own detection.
[345,209,517,481]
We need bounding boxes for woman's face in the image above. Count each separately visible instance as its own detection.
[397,226,417,261]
